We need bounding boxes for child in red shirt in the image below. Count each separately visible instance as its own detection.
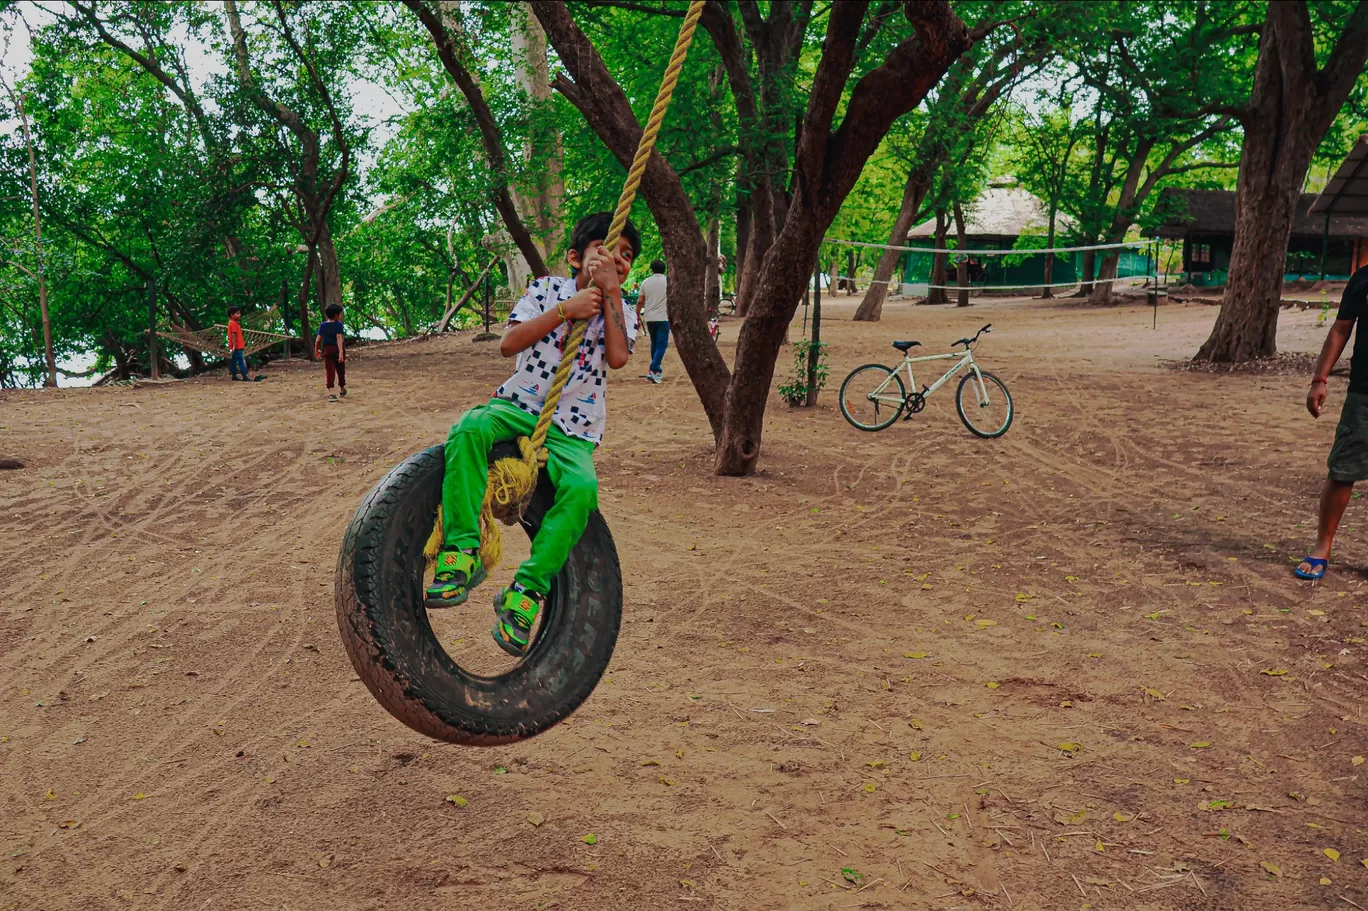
[226,306,249,381]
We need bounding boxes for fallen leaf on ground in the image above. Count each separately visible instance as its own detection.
[1324,848,1340,862]
[582,833,598,845]
[1260,669,1288,677]
[1058,742,1082,754]
[526,812,544,827]
[1259,861,1281,876]
[445,795,468,808]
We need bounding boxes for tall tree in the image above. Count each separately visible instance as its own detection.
[0,66,55,386]
[224,0,354,357]
[853,3,1056,321]
[402,0,549,278]
[531,0,972,474]
[1010,96,1087,298]
[1197,1,1368,362]
[1075,2,1255,304]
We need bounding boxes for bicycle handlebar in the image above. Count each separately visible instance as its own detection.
[954,324,993,348]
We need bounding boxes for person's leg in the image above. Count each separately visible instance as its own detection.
[513,428,598,594]
[441,400,533,552]
[648,321,669,375]
[1303,392,1368,575]
[234,350,249,379]
[337,355,347,393]
[1301,480,1355,572]
[324,349,337,391]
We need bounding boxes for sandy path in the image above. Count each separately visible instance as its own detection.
[2,298,1366,911]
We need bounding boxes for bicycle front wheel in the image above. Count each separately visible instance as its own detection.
[840,364,906,431]
[718,295,736,316]
[955,370,1013,438]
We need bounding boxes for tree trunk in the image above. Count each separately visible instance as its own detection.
[298,247,317,361]
[928,208,950,305]
[2,80,56,387]
[853,169,926,321]
[704,219,721,313]
[953,198,970,307]
[1075,248,1096,297]
[735,181,750,303]
[1197,0,1368,362]
[509,2,566,271]
[1089,254,1119,305]
[1041,204,1057,299]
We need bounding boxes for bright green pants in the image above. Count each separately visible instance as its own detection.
[441,398,598,594]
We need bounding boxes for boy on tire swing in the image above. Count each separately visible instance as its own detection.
[426,213,638,655]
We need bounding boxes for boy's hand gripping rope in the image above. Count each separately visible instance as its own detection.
[426,0,706,572]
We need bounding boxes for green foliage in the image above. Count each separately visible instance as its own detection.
[778,339,829,407]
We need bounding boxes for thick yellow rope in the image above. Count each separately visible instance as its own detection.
[426,0,706,572]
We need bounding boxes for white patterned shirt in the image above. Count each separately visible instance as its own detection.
[495,275,637,446]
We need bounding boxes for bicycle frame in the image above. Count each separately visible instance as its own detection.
[867,348,992,407]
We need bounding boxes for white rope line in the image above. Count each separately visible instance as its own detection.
[916,278,1153,292]
[822,237,1154,256]
[826,274,1153,292]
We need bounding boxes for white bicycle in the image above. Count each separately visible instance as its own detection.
[839,323,1013,438]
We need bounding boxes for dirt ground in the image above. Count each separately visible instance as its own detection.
[3,296,1367,911]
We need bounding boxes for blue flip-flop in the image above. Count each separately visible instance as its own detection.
[1294,557,1327,580]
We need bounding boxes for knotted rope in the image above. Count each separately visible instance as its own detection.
[426,0,706,572]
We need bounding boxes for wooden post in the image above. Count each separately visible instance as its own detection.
[805,258,822,407]
[472,263,499,342]
[147,280,160,379]
[279,278,291,359]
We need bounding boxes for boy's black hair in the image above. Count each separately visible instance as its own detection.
[325,303,343,318]
[651,259,666,274]
[227,305,242,317]
[569,212,641,261]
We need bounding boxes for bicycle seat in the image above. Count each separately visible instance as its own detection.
[891,340,921,351]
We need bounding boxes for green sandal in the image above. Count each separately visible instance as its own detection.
[492,587,542,656]
[424,549,486,608]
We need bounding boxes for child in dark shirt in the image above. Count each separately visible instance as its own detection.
[314,303,347,402]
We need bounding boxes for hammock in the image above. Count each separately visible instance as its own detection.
[158,321,293,357]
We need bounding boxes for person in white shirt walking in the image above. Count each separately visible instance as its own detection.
[636,260,669,384]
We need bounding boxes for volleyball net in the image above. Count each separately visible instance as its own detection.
[819,236,1166,295]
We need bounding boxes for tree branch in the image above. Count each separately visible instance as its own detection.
[857,0,900,52]
[819,0,972,207]
[271,1,351,251]
[580,0,686,16]
[404,0,548,276]
[676,145,742,176]
[1162,160,1241,177]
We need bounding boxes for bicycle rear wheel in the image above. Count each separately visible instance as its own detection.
[840,365,905,431]
[955,370,1013,438]
[718,295,736,316]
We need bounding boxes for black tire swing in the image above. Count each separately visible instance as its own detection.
[333,2,705,746]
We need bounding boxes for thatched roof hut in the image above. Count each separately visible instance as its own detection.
[907,186,1075,242]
